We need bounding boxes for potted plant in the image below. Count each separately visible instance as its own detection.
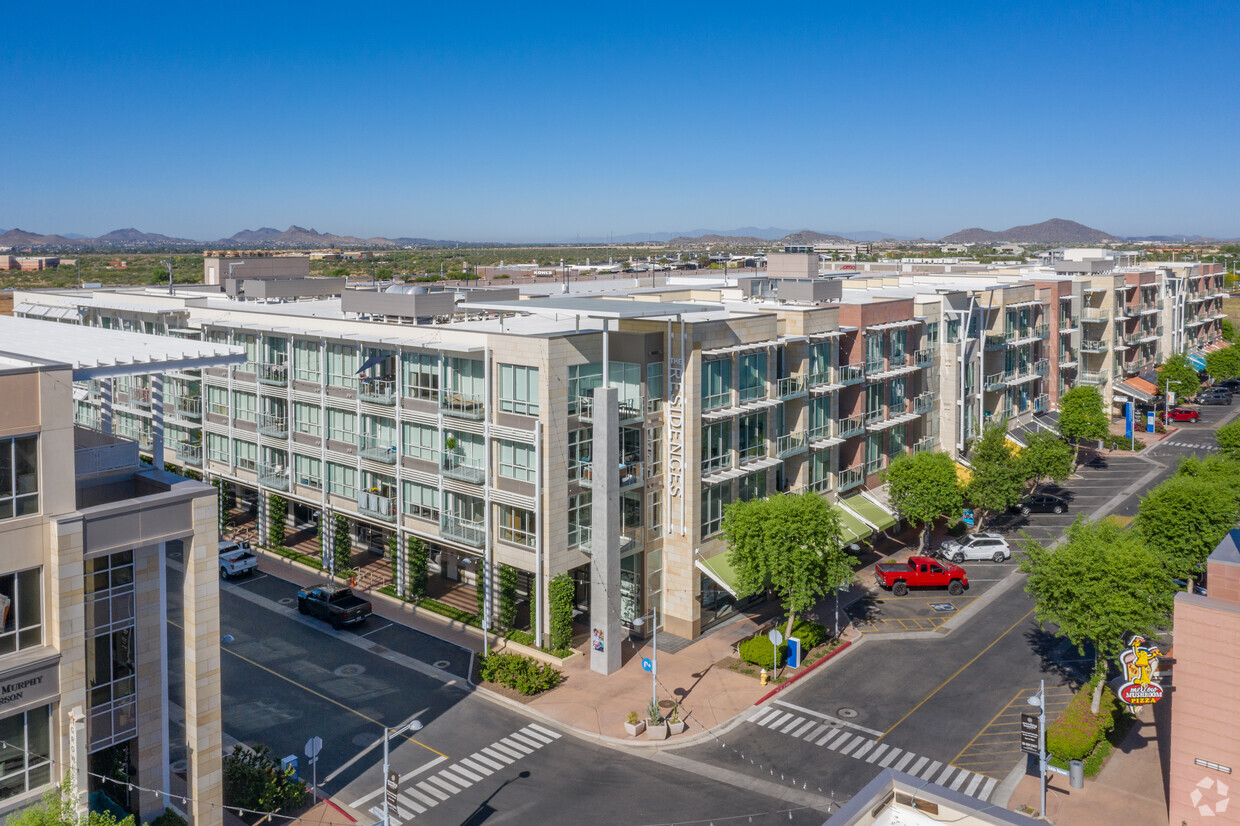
[645,700,668,740]
[667,704,686,735]
[624,711,645,737]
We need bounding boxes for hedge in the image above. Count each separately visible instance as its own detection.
[738,620,829,670]
[1046,678,1118,761]
[478,651,563,695]
[548,573,574,651]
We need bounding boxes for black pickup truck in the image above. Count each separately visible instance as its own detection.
[296,583,373,629]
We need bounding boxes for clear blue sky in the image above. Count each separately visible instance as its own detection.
[3,0,1238,242]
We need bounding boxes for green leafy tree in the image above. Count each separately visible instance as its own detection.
[884,451,964,551]
[6,778,134,826]
[723,492,851,643]
[1058,386,1108,464]
[1157,353,1201,399]
[1017,431,1075,493]
[1216,420,1240,459]
[1020,517,1175,713]
[1222,318,1236,343]
[964,421,1024,529]
[1136,475,1240,592]
[1206,345,1240,381]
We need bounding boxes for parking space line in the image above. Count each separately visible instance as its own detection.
[359,622,394,637]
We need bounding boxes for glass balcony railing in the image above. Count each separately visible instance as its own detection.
[838,464,865,492]
[358,433,398,464]
[129,386,152,408]
[808,367,835,387]
[358,377,397,405]
[912,437,935,454]
[865,456,884,476]
[1034,358,1049,376]
[776,431,807,458]
[809,421,834,443]
[865,408,885,426]
[985,334,1007,350]
[864,359,885,375]
[442,453,486,484]
[1078,371,1105,385]
[172,396,201,419]
[837,413,864,439]
[778,374,807,399]
[441,391,485,420]
[257,363,288,387]
[258,414,288,439]
[1081,308,1109,321]
[174,442,202,467]
[440,514,485,547]
[258,463,290,491]
[1034,394,1049,413]
[914,391,936,414]
[837,364,865,386]
[1080,340,1108,353]
[984,372,1007,391]
[357,491,397,522]
[913,348,935,367]
[577,394,643,423]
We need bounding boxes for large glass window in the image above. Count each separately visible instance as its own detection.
[646,427,663,477]
[0,436,38,521]
[0,706,51,801]
[207,434,229,464]
[865,334,885,372]
[702,422,731,473]
[327,462,357,498]
[809,341,833,381]
[444,357,485,403]
[402,352,440,401]
[568,363,602,415]
[738,471,766,502]
[326,408,357,442]
[700,483,731,537]
[231,390,257,423]
[294,455,322,489]
[738,353,767,402]
[0,569,41,654]
[233,439,257,471]
[498,365,539,416]
[498,505,536,548]
[206,386,228,416]
[498,440,535,482]
[293,402,321,436]
[402,482,439,521]
[646,362,664,402]
[647,490,662,540]
[568,492,591,548]
[85,551,135,751]
[326,343,357,387]
[701,359,732,410]
[293,338,321,382]
[402,423,438,463]
[738,413,766,462]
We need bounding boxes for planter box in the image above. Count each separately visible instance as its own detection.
[646,722,669,740]
[624,720,646,737]
[668,720,687,735]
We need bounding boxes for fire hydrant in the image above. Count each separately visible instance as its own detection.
[760,668,769,686]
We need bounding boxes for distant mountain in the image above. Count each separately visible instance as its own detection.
[95,227,197,245]
[941,219,1118,245]
[780,230,854,246]
[224,227,286,244]
[61,232,88,240]
[1126,234,1217,244]
[667,233,771,246]
[0,228,76,247]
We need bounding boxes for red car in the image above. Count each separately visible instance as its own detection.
[1165,406,1200,423]
[874,555,968,596]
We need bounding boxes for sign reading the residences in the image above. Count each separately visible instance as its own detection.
[0,661,59,712]
[666,355,685,528]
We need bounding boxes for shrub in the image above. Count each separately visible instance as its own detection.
[1046,679,1117,761]
[223,744,307,811]
[332,514,351,572]
[151,810,187,826]
[737,620,829,669]
[407,537,429,600]
[499,564,519,630]
[548,573,574,651]
[626,711,640,726]
[417,597,480,627]
[267,494,287,549]
[791,620,829,649]
[478,651,563,695]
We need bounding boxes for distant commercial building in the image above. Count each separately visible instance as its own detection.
[0,257,59,271]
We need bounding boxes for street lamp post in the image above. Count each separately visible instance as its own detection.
[632,607,659,716]
[1028,680,1047,819]
[1166,378,1185,422]
[382,719,423,826]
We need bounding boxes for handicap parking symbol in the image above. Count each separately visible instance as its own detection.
[929,602,956,612]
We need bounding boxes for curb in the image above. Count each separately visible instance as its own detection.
[323,798,358,823]
[753,640,853,705]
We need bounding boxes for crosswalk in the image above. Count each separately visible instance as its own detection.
[1161,440,1216,450]
[380,723,561,823]
[748,706,998,802]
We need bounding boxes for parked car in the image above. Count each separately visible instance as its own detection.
[1164,406,1200,423]
[296,583,373,629]
[218,540,257,579]
[1012,493,1069,516]
[938,532,1013,562]
[875,555,968,596]
[1217,378,1240,391]
[1197,388,1233,405]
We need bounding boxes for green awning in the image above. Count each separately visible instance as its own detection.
[833,505,873,546]
[843,493,898,532]
[696,554,755,598]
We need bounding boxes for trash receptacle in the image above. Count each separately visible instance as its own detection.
[1069,759,1084,788]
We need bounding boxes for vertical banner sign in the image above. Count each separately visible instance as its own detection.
[385,770,399,811]
[1125,402,1134,440]
[1020,713,1040,755]
[666,356,685,534]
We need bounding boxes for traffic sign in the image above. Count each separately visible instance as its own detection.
[1020,713,1040,755]
[641,657,653,673]
[767,629,784,646]
[305,736,323,762]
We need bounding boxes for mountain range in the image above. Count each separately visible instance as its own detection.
[940,219,1118,245]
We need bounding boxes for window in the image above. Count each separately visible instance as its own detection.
[402,352,439,401]
[809,449,833,492]
[701,358,732,410]
[0,569,41,654]
[568,363,602,414]
[809,341,833,381]
[889,376,906,409]
[327,462,357,498]
[402,423,439,463]
[568,428,591,477]
[0,706,51,800]
[207,434,229,464]
[738,413,766,462]
[890,329,907,362]
[232,390,257,423]
[294,455,321,489]
[498,440,535,482]
[498,505,536,548]
[206,386,228,416]
[809,396,833,439]
[0,436,38,521]
[646,427,663,477]
[702,422,731,473]
[293,338,321,382]
[647,490,662,540]
[701,483,731,537]
[85,551,135,751]
[498,365,539,416]
[293,402,321,437]
[233,439,257,471]
[738,353,767,402]
[402,482,439,521]
[926,322,939,349]
[946,318,961,343]
[326,343,357,387]
[444,357,485,403]
[647,362,664,402]
[235,333,258,367]
[739,471,766,502]
[568,492,591,548]
[890,423,906,456]
[865,334,885,372]
[326,408,357,442]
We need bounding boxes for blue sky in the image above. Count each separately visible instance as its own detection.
[3,0,1238,242]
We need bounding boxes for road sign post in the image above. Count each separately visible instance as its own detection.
[305,736,323,804]
[768,629,784,678]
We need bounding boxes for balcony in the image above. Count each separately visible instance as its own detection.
[442,453,486,484]
[864,359,885,375]
[174,441,202,467]
[440,514,486,547]
[776,431,807,459]
[357,491,397,522]
[1058,321,1078,334]
[865,408,886,427]
[984,372,1007,392]
[913,391,936,414]
[358,377,397,405]
[778,374,807,400]
[808,367,835,388]
[1081,308,1110,321]
[129,386,152,409]
[1078,371,1105,386]
[257,463,290,491]
[577,395,643,424]
[1034,358,1049,376]
[838,464,865,492]
[257,363,288,387]
[441,392,485,420]
[837,364,865,386]
[984,334,1007,350]
[912,437,935,454]
[358,433,398,464]
[913,348,935,367]
[1080,340,1108,353]
[257,413,288,439]
[865,456,884,477]
[1034,394,1049,413]
[837,413,865,439]
[172,395,202,419]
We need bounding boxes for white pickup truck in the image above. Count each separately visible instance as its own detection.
[218,540,258,579]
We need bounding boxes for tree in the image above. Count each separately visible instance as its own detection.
[1058,386,1108,465]
[1135,475,1240,592]
[1222,318,1236,343]
[1020,517,1175,713]
[964,421,1024,529]
[723,492,851,643]
[1205,345,1240,382]
[1157,353,1201,400]
[7,777,135,826]
[1216,420,1240,458]
[884,451,964,551]
[1017,431,1075,493]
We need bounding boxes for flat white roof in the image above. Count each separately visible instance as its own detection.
[0,316,246,380]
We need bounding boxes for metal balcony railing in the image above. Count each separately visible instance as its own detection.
[442,453,486,484]
[1081,308,1109,321]
[838,464,865,492]
[808,367,835,387]
[358,491,397,522]
[1078,371,1105,385]
[573,460,643,489]
[1034,358,1049,376]
[440,514,485,547]
[914,392,936,414]
[837,364,865,385]
[837,413,864,439]
[358,377,397,405]
[864,359,885,375]
[913,348,935,367]
[776,431,807,458]
[912,437,935,454]
[174,442,202,467]
[865,408,885,426]
[778,374,807,399]
[865,456,884,476]
[985,372,1007,391]
[129,386,152,408]
[1080,340,1108,353]
[258,414,288,439]
[358,433,398,464]
[809,421,833,442]
[257,363,288,387]
[440,391,485,419]
[984,334,1007,350]
[258,463,290,491]
[1034,394,1049,413]
[171,396,201,419]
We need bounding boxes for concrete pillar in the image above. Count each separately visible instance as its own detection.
[257,491,268,549]
[151,374,165,470]
[101,377,113,434]
[590,386,621,675]
[183,498,224,826]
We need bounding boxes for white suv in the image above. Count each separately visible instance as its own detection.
[938,532,1012,563]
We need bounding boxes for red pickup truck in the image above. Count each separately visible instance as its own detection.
[875,556,968,596]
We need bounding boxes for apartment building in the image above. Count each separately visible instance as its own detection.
[9,252,1226,651]
[0,317,239,824]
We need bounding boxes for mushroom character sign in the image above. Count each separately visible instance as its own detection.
[1116,634,1164,711]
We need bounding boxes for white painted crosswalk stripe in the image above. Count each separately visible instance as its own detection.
[427,774,464,794]
[980,778,998,801]
[443,765,479,785]
[459,758,492,777]
[766,711,793,729]
[406,787,439,808]
[825,731,850,749]
[950,771,969,791]
[417,781,449,802]
[921,760,942,781]
[866,744,888,764]
[780,715,806,734]
[838,735,865,756]
[816,728,843,747]
[496,739,529,757]
[398,793,427,814]
[791,719,818,738]
[804,724,829,742]
[853,740,875,760]
[879,747,902,768]
[752,707,781,725]
[908,756,928,775]
[509,732,542,750]
[527,722,562,739]
[482,746,514,764]
[472,752,505,771]
[964,773,983,796]
[936,764,955,785]
[520,727,554,744]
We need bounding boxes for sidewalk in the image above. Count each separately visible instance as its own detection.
[1005,705,1167,825]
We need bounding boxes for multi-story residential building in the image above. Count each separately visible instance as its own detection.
[0,317,239,824]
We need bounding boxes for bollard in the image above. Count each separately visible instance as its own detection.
[760,668,769,686]
[1069,759,1084,789]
